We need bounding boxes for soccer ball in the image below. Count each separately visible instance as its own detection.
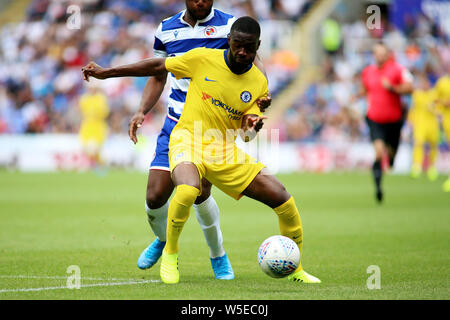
[257,235,300,278]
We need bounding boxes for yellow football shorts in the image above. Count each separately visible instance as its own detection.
[413,121,439,145]
[79,122,107,145]
[443,116,450,141]
[169,130,265,200]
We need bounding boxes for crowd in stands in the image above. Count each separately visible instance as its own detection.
[280,10,450,143]
[4,0,446,146]
[0,0,312,136]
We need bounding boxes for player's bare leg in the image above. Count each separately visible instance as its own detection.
[372,139,385,203]
[242,169,321,283]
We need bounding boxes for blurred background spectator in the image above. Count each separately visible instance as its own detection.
[279,0,449,144]
[0,0,312,136]
[1,0,448,150]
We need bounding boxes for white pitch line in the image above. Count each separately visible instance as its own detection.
[0,275,143,281]
[0,279,160,293]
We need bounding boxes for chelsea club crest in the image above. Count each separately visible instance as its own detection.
[240,91,252,103]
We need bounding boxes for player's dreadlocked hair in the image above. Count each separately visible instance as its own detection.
[230,16,261,38]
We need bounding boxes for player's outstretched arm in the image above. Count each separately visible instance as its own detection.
[81,58,167,82]
[129,73,168,144]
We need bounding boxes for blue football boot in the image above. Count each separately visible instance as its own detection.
[137,238,166,269]
[210,253,234,280]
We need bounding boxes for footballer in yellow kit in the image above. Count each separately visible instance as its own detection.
[79,84,109,168]
[435,76,450,140]
[409,74,439,179]
[434,75,450,191]
[166,47,267,199]
[81,16,321,285]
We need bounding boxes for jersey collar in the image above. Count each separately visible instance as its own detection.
[179,7,216,28]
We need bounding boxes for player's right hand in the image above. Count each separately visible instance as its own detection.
[129,112,145,144]
[256,93,272,113]
[81,61,107,81]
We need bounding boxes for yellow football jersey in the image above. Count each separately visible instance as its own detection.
[165,47,268,151]
[434,75,450,118]
[409,89,438,126]
[165,47,268,199]
[79,92,109,144]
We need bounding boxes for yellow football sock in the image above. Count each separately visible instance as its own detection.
[429,144,438,165]
[164,184,200,254]
[274,196,303,272]
[412,143,424,169]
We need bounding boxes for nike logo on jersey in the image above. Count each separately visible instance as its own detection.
[204,77,217,82]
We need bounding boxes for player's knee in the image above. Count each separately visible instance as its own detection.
[374,150,383,161]
[269,186,291,208]
[174,185,200,207]
[146,187,169,209]
[195,180,212,205]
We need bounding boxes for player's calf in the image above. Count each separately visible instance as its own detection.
[242,170,291,209]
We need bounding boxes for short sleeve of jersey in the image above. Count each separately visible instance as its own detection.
[244,102,263,117]
[153,23,167,58]
[165,47,205,80]
[243,80,268,117]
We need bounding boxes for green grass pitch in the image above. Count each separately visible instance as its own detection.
[0,170,449,300]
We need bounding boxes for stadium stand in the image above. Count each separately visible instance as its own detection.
[0,0,311,136]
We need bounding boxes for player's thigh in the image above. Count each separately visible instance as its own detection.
[385,122,403,158]
[367,118,388,157]
[242,168,291,209]
[426,125,440,146]
[146,169,174,209]
[413,125,426,145]
[172,162,201,190]
[372,139,386,159]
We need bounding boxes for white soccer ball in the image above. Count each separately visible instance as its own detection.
[257,235,300,278]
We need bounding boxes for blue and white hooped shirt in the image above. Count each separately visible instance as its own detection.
[153,8,236,122]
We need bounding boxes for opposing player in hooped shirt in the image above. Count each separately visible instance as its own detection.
[82,0,271,280]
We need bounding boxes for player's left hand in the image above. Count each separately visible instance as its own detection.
[256,93,272,112]
[241,114,267,142]
[129,111,145,144]
[81,61,108,81]
[243,114,268,133]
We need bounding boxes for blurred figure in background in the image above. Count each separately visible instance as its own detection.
[78,80,109,170]
[321,17,341,56]
[361,42,413,203]
[408,73,439,180]
[434,74,450,192]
